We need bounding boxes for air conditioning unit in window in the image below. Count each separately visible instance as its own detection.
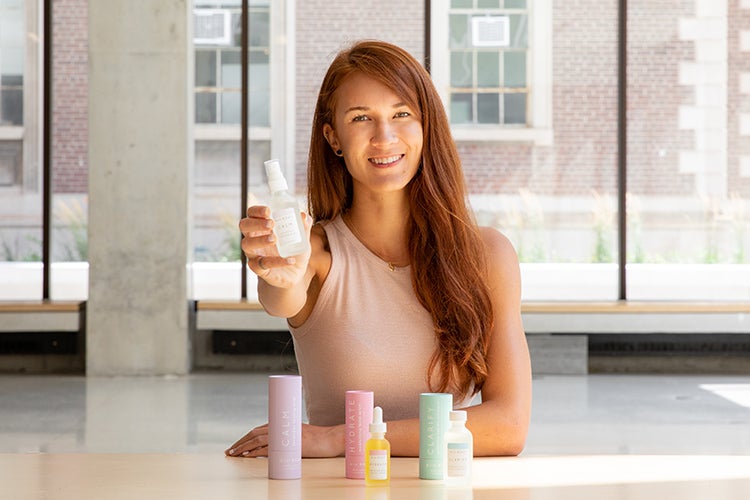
[471,16,510,47]
[194,9,232,46]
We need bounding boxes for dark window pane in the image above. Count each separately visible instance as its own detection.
[221,50,241,88]
[504,51,526,88]
[1,74,22,85]
[509,14,528,48]
[477,93,499,124]
[249,51,270,127]
[451,51,473,88]
[231,12,242,47]
[478,0,500,8]
[449,14,469,49]
[1,89,23,126]
[450,93,473,124]
[195,51,217,87]
[195,93,216,123]
[221,92,241,124]
[249,10,269,47]
[505,0,526,7]
[477,52,500,87]
[503,93,526,124]
[451,0,472,8]
[0,140,22,186]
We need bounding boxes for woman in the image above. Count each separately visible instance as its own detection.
[227,40,531,458]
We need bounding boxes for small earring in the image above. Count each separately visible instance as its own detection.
[335,149,343,156]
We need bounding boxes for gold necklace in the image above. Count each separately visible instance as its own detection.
[343,213,407,271]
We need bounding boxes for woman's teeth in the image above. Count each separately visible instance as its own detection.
[370,155,402,165]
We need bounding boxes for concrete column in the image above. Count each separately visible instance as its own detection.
[87,1,191,375]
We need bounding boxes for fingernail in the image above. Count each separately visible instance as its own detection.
[267,235,275,242]
[228,448,234,455]
[242,451,250,457]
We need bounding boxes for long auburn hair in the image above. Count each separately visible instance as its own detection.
[307,40,494,398]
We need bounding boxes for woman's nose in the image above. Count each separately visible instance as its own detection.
[371,121,398,147]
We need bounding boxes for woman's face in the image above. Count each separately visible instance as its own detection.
[323,72,423,198]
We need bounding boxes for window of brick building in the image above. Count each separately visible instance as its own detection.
[0,0,25,188]
[430,0,552,144]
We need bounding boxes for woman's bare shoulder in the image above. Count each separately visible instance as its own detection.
[478,226,518,260]
[477,225,521,293]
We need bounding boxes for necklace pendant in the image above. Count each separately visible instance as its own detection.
[388,262,395,271]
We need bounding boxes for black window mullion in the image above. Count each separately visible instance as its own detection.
[240,0,249,299]
[42,0,53,300]
[618,0,627,300]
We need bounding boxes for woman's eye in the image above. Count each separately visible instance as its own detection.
[352,115,369,122]
[395,111,410,118]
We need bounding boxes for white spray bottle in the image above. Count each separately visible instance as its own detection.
[264,159,309,257]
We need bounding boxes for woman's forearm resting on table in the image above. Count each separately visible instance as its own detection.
[386,402,527,457]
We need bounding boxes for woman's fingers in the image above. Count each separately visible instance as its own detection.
[239,216,274,240]
[225,424,269,457]
[246,205,271,219]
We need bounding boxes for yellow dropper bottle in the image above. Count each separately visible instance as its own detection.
[365,406,390,486]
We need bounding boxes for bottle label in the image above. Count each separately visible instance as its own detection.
[446,442,470,477]
[274,207,302,245]
[368,450,388,480]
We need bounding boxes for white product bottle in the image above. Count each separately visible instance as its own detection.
[444,410,473,486]
[264,159,309,258]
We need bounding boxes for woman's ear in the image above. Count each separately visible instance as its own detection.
[322,123,340,152]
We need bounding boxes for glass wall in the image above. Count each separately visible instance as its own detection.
[432,0,750,302]
[4,0,748,304]
[192,0,273,300]
[626,1,750,300]
[0,0,89,301]
[432,0,620,300]
[0,0,43,300]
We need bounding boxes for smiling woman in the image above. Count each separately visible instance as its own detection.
[231,40,531,459]
[322,71,424,207]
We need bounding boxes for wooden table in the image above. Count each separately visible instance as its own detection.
[2,454,749,499]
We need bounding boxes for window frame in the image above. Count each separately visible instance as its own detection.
[429,0,553,145]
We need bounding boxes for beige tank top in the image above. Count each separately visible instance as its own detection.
[290,215,472,426]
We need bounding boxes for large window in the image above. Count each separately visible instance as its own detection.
[194,3,269,126]
[431,0,552,143]
[431,0,750,301]
[625,0,750,300]
[0,0,43,300]
[191,0,291,300]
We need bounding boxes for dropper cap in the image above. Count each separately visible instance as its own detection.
[264,159,288,192]
[450,410,467,422]
[370,406,386,434]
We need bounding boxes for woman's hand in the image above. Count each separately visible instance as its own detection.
[225,423,345,458]
[239,205,312,289]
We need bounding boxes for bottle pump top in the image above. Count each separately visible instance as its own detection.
[370,406,386,434]
[450,410,467,422]
[264,159,288,192]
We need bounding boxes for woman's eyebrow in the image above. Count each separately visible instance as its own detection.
[343,102,408,114]
[344,105,369,114]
